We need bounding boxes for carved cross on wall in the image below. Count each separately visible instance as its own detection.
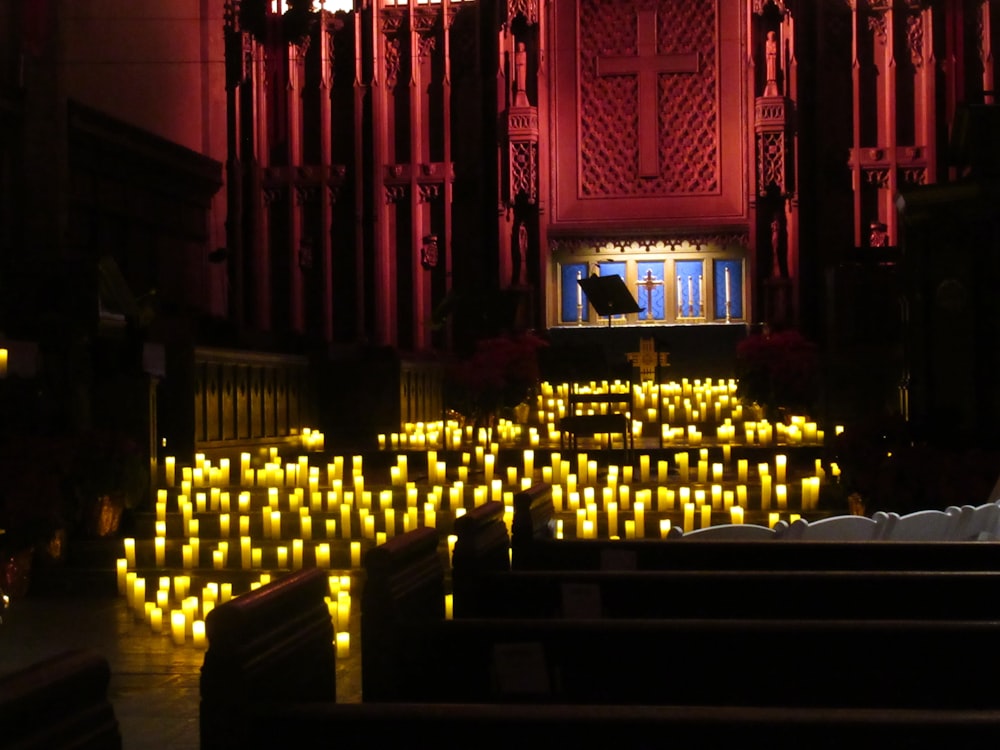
[596,9,700,178]
[627,336,670,383]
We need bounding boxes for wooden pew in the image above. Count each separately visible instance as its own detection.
[0,649,121,750]
[244,702,1000,749]
[512,483,1000,572]
[200,567,336,750]
[457,500,1000,620]
[365,526,1000,710]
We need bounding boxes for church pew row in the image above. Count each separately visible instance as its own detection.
[198,562,1000,750]
[364,526,1000,709]
[511,483,1000,572]
[200,566,336,750]
[244,702,1000,749]
[454,500,1000,619]
[0,649,122,750]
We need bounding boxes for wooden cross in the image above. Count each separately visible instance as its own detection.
[596,10,700,177]
[627,336,670,383]
[637,268,663,321]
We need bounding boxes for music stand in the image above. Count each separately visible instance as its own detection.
[578,274,642,327]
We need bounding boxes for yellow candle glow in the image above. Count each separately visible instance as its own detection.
[123,538,136,568]
[192,619,207,648]
[700,504,712,529]
[171,611,186,645]
[165,456,176,486]
[350,541,361,568]
[154,537,165,567]
[445,593,454,620]
[336,631,350,658]
[659,519,672,538]
[277,546,288,568]
[116,558,128,594]
[316,543,331,569]
[150,607,163,634]
[776,483,788,509]
[634,501,645,538]
[731,506,745,524]
[775,454,787,483]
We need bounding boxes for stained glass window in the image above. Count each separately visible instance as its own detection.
[674,259,704,319]
[560,263,590,323]
[713,259,743,320]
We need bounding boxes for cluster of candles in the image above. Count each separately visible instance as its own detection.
[378,378,827,450]
[117,388,840,654]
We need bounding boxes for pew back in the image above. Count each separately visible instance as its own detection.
[201,567,335,750]
[0,649,121,750]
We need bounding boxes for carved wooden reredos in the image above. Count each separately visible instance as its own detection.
[220,0,997,340]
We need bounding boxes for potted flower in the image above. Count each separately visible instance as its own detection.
[446,331,549,437]
[735,324,820,418]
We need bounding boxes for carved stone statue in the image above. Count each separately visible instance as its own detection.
[770,215,784,278]
[764,30,780,97]
[514,42,529,107]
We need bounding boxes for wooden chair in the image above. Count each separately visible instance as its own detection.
[560,387,634,457]
[783,512,892,541]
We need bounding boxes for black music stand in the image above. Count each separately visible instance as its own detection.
[578,274,642,327]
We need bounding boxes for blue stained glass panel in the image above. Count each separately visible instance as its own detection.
[713,259,744,320]
[561,263,590,323]
[598,262,628,319]
[636,261,666,321]
[674,260,705,318]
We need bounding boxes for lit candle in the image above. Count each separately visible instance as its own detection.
[776,483,787,509]
[730,506,744,524]
[336,631,350,659]
[150,606,163,634]
[116,558,128,594]
[165,456,176,486]
[350,541,361,568]
[775,454,787,483]
[123,538,136,568]
[445,593,454,620]
[683,502,695,532]
[192,619,207,649]
[171,611,186,645]
[316,543,331,569]
[634,501,645,538]
[659,519,672,538]
[154,537,165,567]
[761,474,772,510]
[0,347,7,377]
[277,546,288,568]
[700,504,712,529]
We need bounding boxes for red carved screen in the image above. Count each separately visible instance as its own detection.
[551,0,747,228]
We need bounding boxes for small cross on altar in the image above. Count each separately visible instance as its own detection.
[637,268,663,321]
[627,336,670,383]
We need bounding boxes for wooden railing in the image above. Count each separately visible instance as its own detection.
[193,348,315,450]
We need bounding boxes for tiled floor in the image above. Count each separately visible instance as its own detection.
[0,585,363,750]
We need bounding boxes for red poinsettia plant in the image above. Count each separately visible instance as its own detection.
[447,331,549,420]
[735,325,820,413]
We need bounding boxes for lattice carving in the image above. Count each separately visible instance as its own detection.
[550,231,750,255]
[385,37,401,88]
[867,12,888,43]
[385,184,409,204]
[510,141,539,204]
[418,183,441,203]
[906,14,924,67]
[863,168,890,187]
[418,34,437,60]
[900,166,927,185]
[509,0,540,25]
[752,0,788,15]
[578,0,719,197]
[757,131,787,195]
